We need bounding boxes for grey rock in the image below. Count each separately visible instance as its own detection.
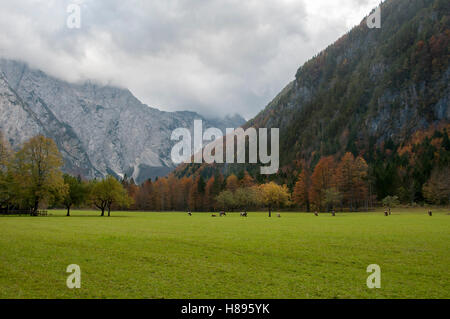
[0,59,245,183]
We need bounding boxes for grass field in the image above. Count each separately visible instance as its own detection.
[0,208,449,299]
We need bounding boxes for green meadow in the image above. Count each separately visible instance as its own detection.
[0,208,448,299]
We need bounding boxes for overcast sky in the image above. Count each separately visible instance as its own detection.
[0,0,380,119]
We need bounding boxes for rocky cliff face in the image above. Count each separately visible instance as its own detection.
[0,59,245,183]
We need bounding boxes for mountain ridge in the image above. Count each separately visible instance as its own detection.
[0,59,245,183]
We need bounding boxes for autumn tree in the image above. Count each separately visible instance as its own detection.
[171,177,185,211]
[180,177,194,211]
[216,190,235,211]
[189,175,206,211]
[167,174,179,210]
[334,153,355,209]
[259,182,290,217]
[62,174,88,216]
[89,175,131,216]
[10,135,67,214]
[293,168,311,211]
[226,174,239,193]
[122,176,139,210]
[135,179,153,210]
[323,187,342,212]
[234,186,263,212]
[212,172,224,197]
[152,177,172,211]
[422,167,450,205]
[157,177,170,211]
[334,153,369,211]
[240,171,255,187]
[353,156,369,208]
[203,176,215,211]
[309,156,336,211]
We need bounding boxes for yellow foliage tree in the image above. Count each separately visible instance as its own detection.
[89,175,131,216]
[10,135,67,214]
[259,182,290,217]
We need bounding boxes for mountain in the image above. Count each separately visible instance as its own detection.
[175,0,449,200]
[246,0,449,167]
[0,59,245,183]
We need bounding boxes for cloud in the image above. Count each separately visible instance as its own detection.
[0,0,380,119]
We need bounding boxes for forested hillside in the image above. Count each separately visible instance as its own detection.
[174,0,449,206]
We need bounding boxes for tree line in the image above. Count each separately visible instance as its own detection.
[125,172,291,216]
[123,152,369,213]
[0,134,131,216]
[1,129,448,216]
[176,124,450,209]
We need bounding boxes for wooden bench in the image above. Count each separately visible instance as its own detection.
[37,210,48,216]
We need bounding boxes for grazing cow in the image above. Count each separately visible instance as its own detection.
[384,210,389,216]
[240,212,248,217]
[211,214,217,217]
[220,211,226,217]
[314,212,319,216]
[428,210,432,216]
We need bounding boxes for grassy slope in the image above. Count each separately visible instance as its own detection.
[0,209,448,299]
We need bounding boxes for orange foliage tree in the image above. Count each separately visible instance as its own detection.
[226,174,239,193]
[334,153,369,211]
[309,156,336,211]
[293,165,311,211]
